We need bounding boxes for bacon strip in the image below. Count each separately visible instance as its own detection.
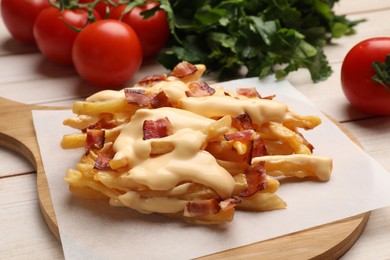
[236,88,275,100]
[150,91,172,108]
[240,161,267,197]
[185,81,215,97]
[137,74,167,87]
[251,137,268,158]
[85,129,105,155]
[224,130,254,142]
[170,61,197,78]
[84,118,118,132]
[143,117,173,140]
[183,198,220,217]
[125,89,173,108]
[219,197,242,211]
[94,152,112,170]
[237,88,261,98]
[124,89,151,106]
[233,113,253,130]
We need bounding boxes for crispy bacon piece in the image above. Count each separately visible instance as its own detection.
[251,137,268,158]
[137,74,167,87]
[184,198,220,217]
[143,117,173,140]
[150,91,172,108]
[124,89,151,106]
[232,113,253,130]
[85,129,105,155]
[240,161,266,197]
[236,88,275,100]
[170,61,197,78]
[224,130,254,142]
[262,94,276,100]
[84,118,118,132]
[185,81,215,97]
[237,88,261,98]
[94,152,112,170]
[219,197,242,211]
[125,89,172,108]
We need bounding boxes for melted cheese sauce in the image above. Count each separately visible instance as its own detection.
[86,78,329,214]
[181,95,288,126]
[87,78,189,104]
[87,89,125,102]
[112,107,236,210]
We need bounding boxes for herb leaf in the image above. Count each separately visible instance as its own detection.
[157,0,362,82]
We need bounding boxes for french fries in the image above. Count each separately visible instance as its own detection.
[61,61,333,224]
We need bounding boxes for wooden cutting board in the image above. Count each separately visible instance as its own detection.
[0,97,370,259]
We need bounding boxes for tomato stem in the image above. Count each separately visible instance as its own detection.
[372,54,390,93]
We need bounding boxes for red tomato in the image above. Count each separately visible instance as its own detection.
[0,0,51,44]
[33,6,99,65]
[341,37,390,115]
[72,20,142,88]
[78,0,118,18]
[110,2,170,58]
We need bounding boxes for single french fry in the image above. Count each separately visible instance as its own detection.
[284,112,322,130]
[262,176,280,194]
[238,192,286,211]
[252,154,333,181]
[268,122,312,154]
[72,98,137,116]
[150,141,175,155]
[61,133,86,149]
[63,115,100,130]
[204,115,232,142]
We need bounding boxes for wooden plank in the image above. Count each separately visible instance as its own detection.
[0,61,167,105]
[0,174,64,260]
[334,0,390,15]
[341,207,390,259]
[325,10,390,64]
[0,146,34,178]
[288,62,372,123]
[342,117,390,171]
[0,53,77,85]
[0,18,39,56]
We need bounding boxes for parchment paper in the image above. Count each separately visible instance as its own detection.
[33,77,390,259]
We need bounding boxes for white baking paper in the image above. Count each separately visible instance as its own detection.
[33,77,390,260]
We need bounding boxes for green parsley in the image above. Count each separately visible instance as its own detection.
[157,0,363,82]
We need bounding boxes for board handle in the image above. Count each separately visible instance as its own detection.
[0,97,66,240]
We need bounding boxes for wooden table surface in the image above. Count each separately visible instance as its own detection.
[1,1,390,259]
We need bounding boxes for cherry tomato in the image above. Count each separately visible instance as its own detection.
[0,0,51,44]
[72,19,142,88]
[78,0,118,18]
[341,37,390,115]
[33,6,99,65]
[110,2,170,58]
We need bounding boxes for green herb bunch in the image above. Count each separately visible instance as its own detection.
[157,0,362,82]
